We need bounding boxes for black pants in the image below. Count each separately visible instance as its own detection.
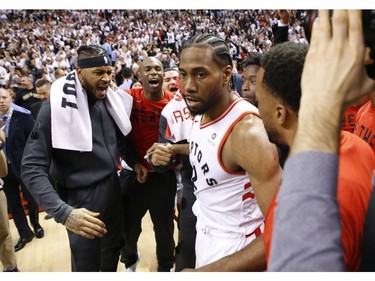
[175,184,197,271]
[64,172,123,272]
[120,170,177,271]
[3,176,39,238]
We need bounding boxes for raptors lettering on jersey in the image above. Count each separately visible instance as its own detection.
[190,140,218,187]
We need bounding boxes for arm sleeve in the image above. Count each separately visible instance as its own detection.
[21,100,73,224]
[268,151,346,272]
[272,23,289,45]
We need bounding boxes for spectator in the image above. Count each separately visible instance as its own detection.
[0,126,19,272]
[130,79,142,89]
[54,68,66,81]
[162,67,179,95]
[14,75,41,111]
[118,67,133,91]
[31,78,52,118]
[0,88,43,252]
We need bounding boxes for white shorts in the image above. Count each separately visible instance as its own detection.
[194,219,264,268]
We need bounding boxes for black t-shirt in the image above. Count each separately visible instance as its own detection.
[14,87,42,111]
[272,23,289,45]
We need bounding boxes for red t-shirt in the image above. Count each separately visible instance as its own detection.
[353,100,375,155]
[264,131,375,271]
[125,88,174,170]
[341,105,361,133]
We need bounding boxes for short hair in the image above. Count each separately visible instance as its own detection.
[181,34,232,68]
[260,42,309,113]
[121,67,133,79]
[164,66,179,74]
[35,78,52,88]
[130,79,142,88]
[242,53,262,69]
[77,45,108,60]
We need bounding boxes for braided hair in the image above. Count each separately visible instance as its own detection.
[181,34,234,89]
[181,34,232,68]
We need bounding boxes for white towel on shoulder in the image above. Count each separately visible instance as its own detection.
[50,70,132,152]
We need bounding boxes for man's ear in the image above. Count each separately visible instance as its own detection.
[275,103,288,126]
[223,65,232,84]
[76,67,83,79]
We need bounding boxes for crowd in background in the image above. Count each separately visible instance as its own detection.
[0,9,309,90]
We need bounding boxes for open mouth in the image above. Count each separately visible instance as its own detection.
[97,85,109,96]
[149,79,160,87]
[169,86,178,93]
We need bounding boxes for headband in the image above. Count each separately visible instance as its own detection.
[77,54,112,68]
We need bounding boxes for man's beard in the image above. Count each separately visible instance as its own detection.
[184,90,221,116]
[265,124,280,145]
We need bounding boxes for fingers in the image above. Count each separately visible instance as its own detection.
[81,208,106,228]
[149,144,173,166]
[307,16,320,55]
[331,10,348,46]
[348,10,365,56]
[64,208,107,239]
[74,225,105,240]
[317,10,331,51]
[137,167,148,183]
[145,143,158,156]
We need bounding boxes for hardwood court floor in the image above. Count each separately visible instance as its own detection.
[2,211,178,272]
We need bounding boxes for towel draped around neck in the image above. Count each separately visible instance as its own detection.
[50,70,132,151]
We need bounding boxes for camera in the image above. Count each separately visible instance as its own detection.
[302,10,375,79]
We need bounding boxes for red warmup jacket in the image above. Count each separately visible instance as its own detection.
[264,131,375,271]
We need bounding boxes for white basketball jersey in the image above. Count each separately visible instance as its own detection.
[162,91,194,142]
[189,97,264,235]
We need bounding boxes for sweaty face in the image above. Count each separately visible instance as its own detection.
[163,70,179,94]
[241,64,260,107]
[255,68,281,144]
[179,47,226,116]
[139,58,164,96]
[78,66,112,100]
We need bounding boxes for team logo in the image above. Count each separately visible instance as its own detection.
[104,56,108,64]
[207,132,217,146]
